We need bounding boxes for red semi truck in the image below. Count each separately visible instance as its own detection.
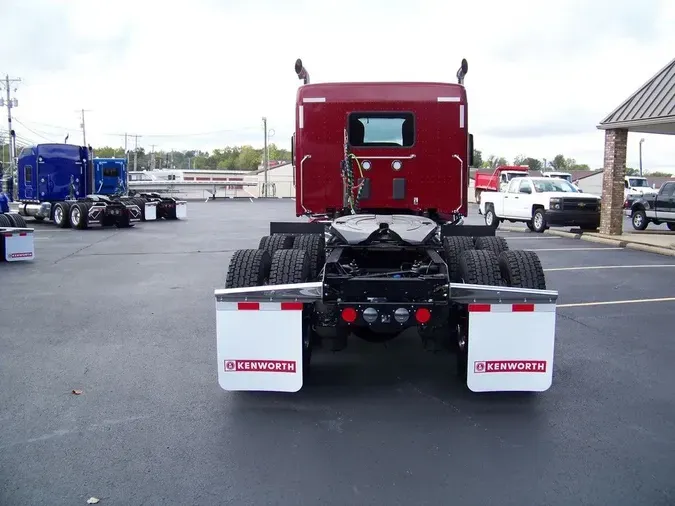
[474,165,529,205]
[214,58,559,394]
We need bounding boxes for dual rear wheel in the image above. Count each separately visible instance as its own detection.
[226,233,325,377]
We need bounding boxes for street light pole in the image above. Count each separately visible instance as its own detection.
[639,138,645,176]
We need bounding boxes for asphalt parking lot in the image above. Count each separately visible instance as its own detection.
[2,200,675,506]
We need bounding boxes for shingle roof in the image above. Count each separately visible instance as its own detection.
[598,58,675,132]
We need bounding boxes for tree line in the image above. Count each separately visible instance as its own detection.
[1,142,670,177]
[473,150,592,172]
[472,150,672,177]
[88,144,292,171]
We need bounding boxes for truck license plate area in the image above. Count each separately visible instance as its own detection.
[466,303,556,392]
[216,301,305,392]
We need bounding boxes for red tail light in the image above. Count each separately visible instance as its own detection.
[415,308,431,324]
[341,308,357,323]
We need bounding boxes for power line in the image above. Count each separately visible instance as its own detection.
[12,118,54,142]
[102,126,260,138]
[7,117,262,141]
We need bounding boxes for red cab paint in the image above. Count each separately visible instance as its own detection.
[292,72,473,222]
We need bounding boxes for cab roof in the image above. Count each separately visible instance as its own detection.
[296,82,467,103]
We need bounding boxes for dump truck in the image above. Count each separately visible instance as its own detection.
[474,165,529,205]
[214,58,559,394]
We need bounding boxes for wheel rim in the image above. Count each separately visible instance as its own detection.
[55,207,62,223]
[486,211,493,226]
[534,213,543,229]
[634,214,643,227]
[72,207,80,225]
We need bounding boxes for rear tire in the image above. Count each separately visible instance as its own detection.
[292,233,326,279]
[8,213,28,228]
[484,207,499,229]
[455,249,502,380]
[631,210,648,230]
[268,248,310,285]
[225,249,272,288]
[259,234,295,258]
[70,203,89,230]
[457,249,502,286]
[443,236,475,282]
[668,222,675,231]
[53,202,71,228]
[0,214,12,227]
[474,236,509,255]
[532,209,547,233]
[498,250,547,290]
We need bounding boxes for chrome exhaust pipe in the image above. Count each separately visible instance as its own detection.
[295,58,310,85]
[456,58,468,85]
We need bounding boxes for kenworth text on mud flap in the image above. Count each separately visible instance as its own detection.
[214,58,559,394]
[8,144,142,229]
[0,192,34,262]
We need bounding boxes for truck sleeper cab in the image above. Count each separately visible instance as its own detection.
[293,81,474,223]
[13,144,141,229]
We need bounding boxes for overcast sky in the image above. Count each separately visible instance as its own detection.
[1,0,673,171]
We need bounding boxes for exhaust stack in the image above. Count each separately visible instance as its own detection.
[456,58,468,85]
[295,58,310,85]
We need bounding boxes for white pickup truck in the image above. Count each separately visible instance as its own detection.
[625,176,658,198]
[479,176,602,233]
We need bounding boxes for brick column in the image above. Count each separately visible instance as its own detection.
[599,128,627,235]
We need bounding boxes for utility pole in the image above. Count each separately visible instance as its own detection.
[129,134,141,171]
[124,133,128,165]
[78,109,91,146]
[262,116,268,197]
[2,74,21,196]
[150,144,156,171]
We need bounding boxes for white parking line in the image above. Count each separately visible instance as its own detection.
[526,247,624,252]
[498,236,559,240]
[545,264,675,272]
[558,297,675,308]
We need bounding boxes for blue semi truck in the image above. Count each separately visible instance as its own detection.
[72,154,185,222]
[10,144,142,229]
[82,156,186,221]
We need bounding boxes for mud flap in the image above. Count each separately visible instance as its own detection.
[126,204,143,223]
[1,228,35,262]
[176,201,188,219]
[144,202,158,221]
[466,303,556,392]
[216,301,305,392]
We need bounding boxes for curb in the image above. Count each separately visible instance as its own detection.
[499,225,675,257]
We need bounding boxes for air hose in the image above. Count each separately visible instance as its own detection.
[341,154,365,214]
